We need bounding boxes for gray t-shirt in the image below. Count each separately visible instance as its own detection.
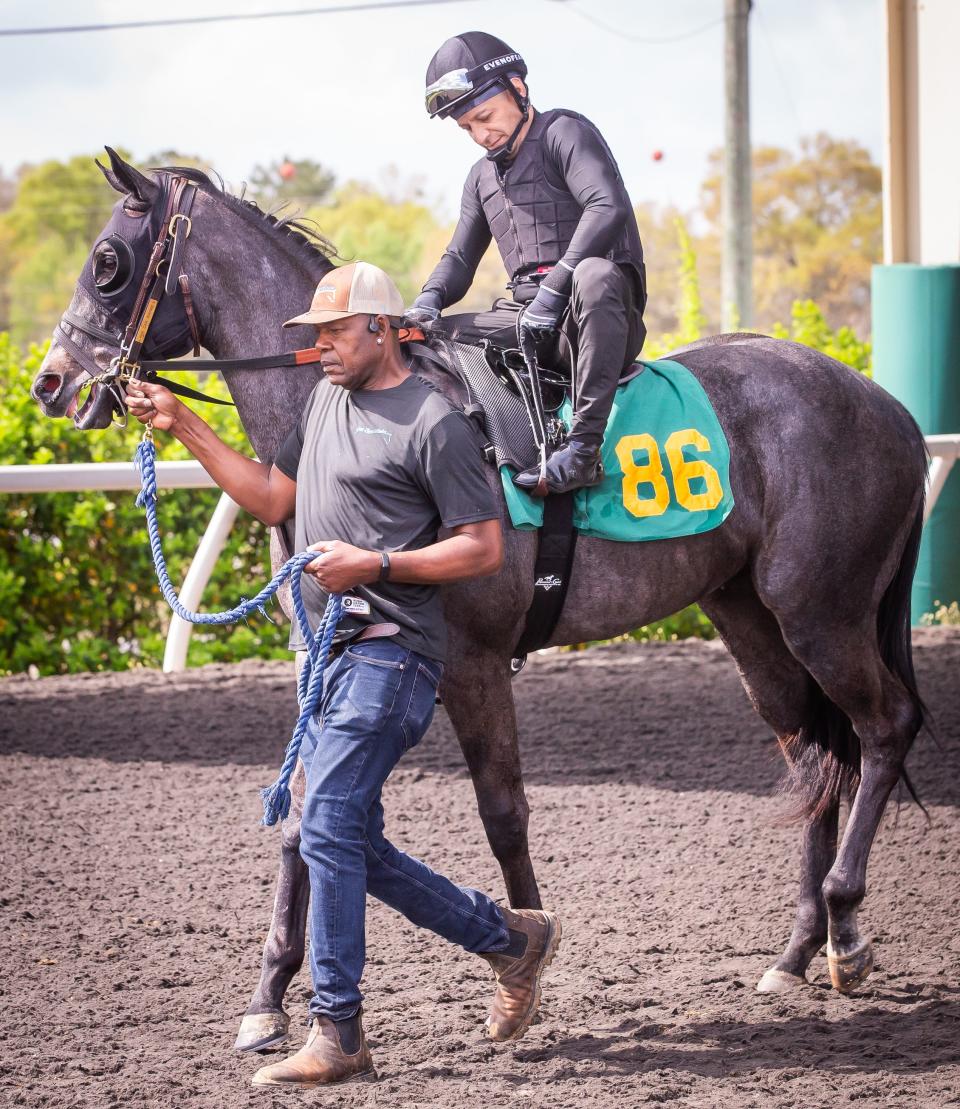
[274,371,500,661]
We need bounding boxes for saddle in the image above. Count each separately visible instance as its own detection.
[406,313,576,669]
[409,301,641,476]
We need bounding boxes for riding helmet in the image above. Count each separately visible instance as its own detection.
[424,31,528,120]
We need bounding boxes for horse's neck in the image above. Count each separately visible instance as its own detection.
[190,195,329,463]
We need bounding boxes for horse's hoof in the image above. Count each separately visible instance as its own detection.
[827,938,873,994]
[756,967,807,994]
[235,1010,291,1052]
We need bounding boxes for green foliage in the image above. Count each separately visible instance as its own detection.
[0,140,882,670]
[699,134,881,338]
[567,605,718,652]
[645,218,708,358]
[0,154,120,345]
[306,184,439,303]
[0,335,289,675]
[770,299,872,374]
[920,601,960,627]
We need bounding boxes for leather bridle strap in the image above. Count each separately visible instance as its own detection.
[120,179,181,355]
[139,347,324,374]
[137,347,325,406]
[53,322,104,381]
[54,171,327,413]
[178,274,201,357]
[122,180,198,369]
[60,310,121,348]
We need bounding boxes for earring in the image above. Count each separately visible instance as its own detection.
[376,337,383,345]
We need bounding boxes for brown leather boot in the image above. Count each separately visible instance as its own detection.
[480,907,562,1042]
[250,1010,375,1088]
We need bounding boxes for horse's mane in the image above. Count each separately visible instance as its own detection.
[155,165,337,274]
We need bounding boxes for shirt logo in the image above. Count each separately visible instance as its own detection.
[535,574,562,591]
[342,596,372,614]
[354,425,392,441]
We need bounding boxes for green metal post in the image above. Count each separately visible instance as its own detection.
[872,263,960,623]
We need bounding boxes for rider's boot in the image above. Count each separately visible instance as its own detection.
[513,439,603,496]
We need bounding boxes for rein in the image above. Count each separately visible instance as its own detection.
[56,172,325,425]
[134,426,342,826]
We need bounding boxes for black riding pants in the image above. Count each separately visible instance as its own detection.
[443,258,646,449]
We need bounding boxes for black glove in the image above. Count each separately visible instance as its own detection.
[404,290,443,326]
[519,284,569,340]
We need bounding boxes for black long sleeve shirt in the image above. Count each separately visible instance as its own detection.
[422,108,644,306]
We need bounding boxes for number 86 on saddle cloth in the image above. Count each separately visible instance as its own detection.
[502,358,735,543]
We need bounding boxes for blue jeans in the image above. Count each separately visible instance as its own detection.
[297,639,510,1021]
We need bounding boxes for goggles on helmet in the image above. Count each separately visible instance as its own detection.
[426,68,493,117]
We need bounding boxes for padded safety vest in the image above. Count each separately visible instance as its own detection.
[476,108,644,285]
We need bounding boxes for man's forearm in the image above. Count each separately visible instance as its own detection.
[171,405,278,522]
[387,531,501,584]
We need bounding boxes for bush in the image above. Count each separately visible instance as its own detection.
[0,334,289,675]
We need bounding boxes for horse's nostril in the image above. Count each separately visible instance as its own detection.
[39,374,62,395]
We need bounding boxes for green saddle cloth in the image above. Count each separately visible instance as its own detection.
[500,358,734,542]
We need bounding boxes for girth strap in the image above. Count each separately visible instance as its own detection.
[512,491,577,663]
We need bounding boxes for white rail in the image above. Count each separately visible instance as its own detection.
[924,434,960,523]
[0,459,217,493]
[2,433,959,671]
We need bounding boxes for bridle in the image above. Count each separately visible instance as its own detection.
[55,173,324,427]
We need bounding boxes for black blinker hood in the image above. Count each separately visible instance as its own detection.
[77,173,195,360]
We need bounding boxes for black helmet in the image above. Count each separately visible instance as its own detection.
[425,31,528,120]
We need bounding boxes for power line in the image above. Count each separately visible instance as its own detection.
[0,0,481,38]
[566,4,724,45]
[755,4,804,134]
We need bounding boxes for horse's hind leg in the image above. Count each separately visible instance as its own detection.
[759,493,925,994]
[701,573,837,992]
[775,617,921,993]
[235,760,310,1051]
[441,643,542,909]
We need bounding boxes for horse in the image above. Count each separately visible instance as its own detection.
[32,151,928,1049]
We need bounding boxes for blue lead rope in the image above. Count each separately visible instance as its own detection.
[134,434,342,826]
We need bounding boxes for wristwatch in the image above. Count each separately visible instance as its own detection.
[379,552,391,582]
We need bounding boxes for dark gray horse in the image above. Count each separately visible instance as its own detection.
[32,154,928,1049]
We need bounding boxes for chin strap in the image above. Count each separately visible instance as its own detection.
[486,85,530,165]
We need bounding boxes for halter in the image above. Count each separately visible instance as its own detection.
[55,173,325,427]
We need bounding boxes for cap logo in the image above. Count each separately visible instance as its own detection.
[316,284,338,301]
[483,53,521,72]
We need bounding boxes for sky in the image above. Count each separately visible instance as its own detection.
[0,0,883,219]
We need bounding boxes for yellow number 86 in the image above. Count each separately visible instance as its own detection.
[614,428,723,518]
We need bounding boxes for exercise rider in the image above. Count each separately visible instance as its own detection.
[125,261,561,1089]
[409,31,647,494]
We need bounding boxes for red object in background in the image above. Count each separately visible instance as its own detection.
[652,150,664,162]
[279,160,296,181]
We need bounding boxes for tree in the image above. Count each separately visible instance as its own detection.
[700,134,881,335]
[307,184,439,303]
[0,153,120,345]
[248,157,336,210]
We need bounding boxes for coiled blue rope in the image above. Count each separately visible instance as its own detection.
[134,434,342,826]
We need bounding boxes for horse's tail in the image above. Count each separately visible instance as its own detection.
[784,432,929,820]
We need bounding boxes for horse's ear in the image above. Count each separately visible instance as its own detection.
[96,147,158,205]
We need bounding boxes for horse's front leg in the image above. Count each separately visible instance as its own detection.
[441,645,542,909]
[235,760,310,1051]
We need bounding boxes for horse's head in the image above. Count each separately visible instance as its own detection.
[31,148,199,430]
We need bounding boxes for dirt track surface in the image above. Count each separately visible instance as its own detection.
[2,629,959,1108]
